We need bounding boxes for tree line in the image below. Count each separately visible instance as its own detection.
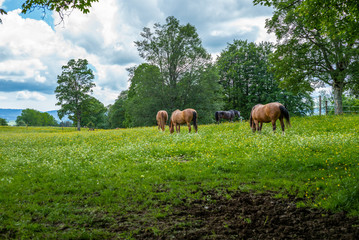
[52,17,314,130]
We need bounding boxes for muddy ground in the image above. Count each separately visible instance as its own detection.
[128,190,359,239]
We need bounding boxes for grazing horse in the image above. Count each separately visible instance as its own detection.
[156,110,168,131]
[250,102,291,134]
[215,110,241,124]
[170,108,198,133]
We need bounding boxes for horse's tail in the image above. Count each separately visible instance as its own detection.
[193,111,198,132]
[249,112,253,128]
[279,105,291,127]
[215,111,219,123]
[160,112,165,130]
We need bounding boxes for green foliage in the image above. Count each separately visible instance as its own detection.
[1,0,96,24]
[108,91,127,128]
[343,96,359,108]
[21,0,98,15]
[254,0,359,115]
[127,16,223,126]
[55,59,96,131]
[0,118,7,126]
[15,109,58,126]
[125,64,165,127]
[80,96,107,129]
[0,8,6,24]
[182,64,224,123]
[0,115,358,238]
[217,40,313,118]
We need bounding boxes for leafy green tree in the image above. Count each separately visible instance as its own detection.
[342,96,359,114]
[80,95,107,129]
[0,118,8,126]
[16,120,26,126]
[217,40,313,118]
[134,16,211,110]
[55,59,95,131]
[125,64,164,127]
[15,109,58,126]
[177,63,224,123]
[108,91,128,128]
[254,0,359,114]
[129,16,223,126]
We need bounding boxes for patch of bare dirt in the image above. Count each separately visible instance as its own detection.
[133,190,359,239]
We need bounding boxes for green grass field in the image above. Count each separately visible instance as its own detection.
[1,115,359,238]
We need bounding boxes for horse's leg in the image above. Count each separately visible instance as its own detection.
[251,121,256,133]
[177,124,180,133]
[280,117,285,135]
[257,122,262,132]
[187,122,191,133]
[272,120,277,133]
[254,120,259,132]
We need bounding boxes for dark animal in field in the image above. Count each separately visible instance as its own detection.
[170,108,198,134]
[156,110,168,132]
[250,102,291,134]
[215,110,240,124]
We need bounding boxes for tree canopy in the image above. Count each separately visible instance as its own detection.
[15,109,58,126]
[0,118,8,126]
[108,91,128,129]
[55,59,96,131]
[125,16,223,127]
[134,16,212,110]
[80,95,108,129]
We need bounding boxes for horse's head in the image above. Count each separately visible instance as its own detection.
[169,120,174,133]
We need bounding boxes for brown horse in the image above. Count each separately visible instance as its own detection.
[250,102,291,134]
[156,110,168,131]
[169,108,198,133]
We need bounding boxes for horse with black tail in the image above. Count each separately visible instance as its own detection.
[215,110,240,124]
[170,108,198,133]
[250,102,291,134]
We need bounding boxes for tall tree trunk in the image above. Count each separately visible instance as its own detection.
[333,82,344,115]
[77,111,81,131]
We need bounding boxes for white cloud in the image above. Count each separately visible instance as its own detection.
[0,8,87,90]
[210,17,272,40]
[16,91,47,101]
[0,91,58,111]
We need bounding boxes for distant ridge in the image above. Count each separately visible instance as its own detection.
[0,109,69,122]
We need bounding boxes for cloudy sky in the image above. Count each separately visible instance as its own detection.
[0,0,275,111]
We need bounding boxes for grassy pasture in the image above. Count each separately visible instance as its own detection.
[0,115,358,238]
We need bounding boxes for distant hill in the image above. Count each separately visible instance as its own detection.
[0,109,70,124]
[0,109,23,122]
